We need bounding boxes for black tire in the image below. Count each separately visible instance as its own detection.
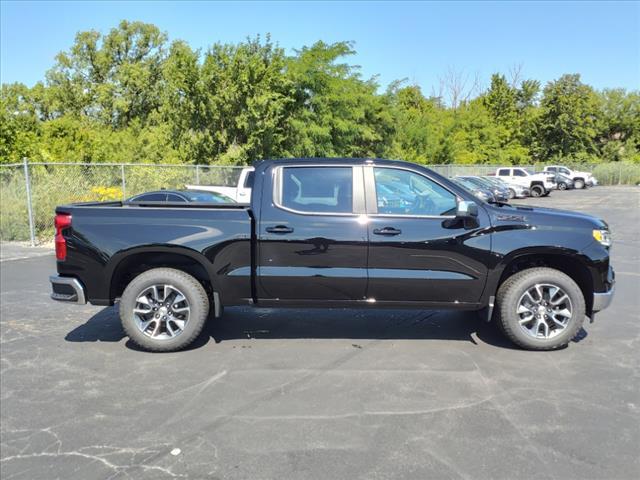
[508,188,516,199]
[574,178,585,189]
[530,185,544,197]
[495,267,585,350]
[119,268,210,352]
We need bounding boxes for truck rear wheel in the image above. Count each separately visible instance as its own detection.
[530,185,544,197]
[496,267,585,350]
[119,268,209,352]
[508,188,516,199]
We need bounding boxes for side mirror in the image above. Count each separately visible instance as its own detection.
[456,200,478,218]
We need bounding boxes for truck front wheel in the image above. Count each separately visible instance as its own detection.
[119,268,210,352]
[496,268,585,350]
[574,178,585,189]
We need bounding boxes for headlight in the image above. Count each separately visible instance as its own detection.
[593,229,612,247]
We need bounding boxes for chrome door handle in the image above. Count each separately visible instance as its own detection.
[373,227,402,236]
[266,225,294,234]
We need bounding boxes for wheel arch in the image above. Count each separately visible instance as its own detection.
[107,246,219,303]
[487,249,594,314]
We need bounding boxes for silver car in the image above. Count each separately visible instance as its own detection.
[482,176,529,199]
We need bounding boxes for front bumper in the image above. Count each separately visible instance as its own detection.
[50,275,86,304]
[592,268,615,312]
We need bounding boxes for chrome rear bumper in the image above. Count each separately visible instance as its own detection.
[50,275,86,304]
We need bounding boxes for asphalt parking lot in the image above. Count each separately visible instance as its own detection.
[1,186,639,480]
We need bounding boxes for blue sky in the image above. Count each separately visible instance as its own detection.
[1,0,639,93]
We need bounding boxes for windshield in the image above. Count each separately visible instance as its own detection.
[456,177,484,190]
[460,176,494,189]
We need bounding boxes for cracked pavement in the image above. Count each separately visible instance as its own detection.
[1,186,639,479]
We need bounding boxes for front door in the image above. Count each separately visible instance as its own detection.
[257,164,368,302]
[364,165,491,306]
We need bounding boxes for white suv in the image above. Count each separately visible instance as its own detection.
[543,165,596,189]
[495,167,555,197]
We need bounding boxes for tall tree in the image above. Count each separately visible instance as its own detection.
[45,21,168,127]
[537,74,600,159]
[285,41,393,159]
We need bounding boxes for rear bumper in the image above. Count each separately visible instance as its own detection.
[50,275,86,304]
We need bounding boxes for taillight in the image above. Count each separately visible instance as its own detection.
[54,213,72,261]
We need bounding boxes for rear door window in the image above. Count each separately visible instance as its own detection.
[166,194,187,202]
[131,193,167,202]
[279,167,353,214]
[498,169,510,176]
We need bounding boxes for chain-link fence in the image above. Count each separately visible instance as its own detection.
[1,160,638,245]
[0,161,245,244]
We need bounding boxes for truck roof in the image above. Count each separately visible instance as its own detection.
[253,157,425,168]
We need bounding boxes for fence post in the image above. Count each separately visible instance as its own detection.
[619,162,622,186]
[196,165,200,184]
[121,165,126,200]
[22,158,36,247]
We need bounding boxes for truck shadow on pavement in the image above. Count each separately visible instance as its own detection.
[64,306,590,351]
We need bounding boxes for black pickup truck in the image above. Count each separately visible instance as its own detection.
[50,158,615,352]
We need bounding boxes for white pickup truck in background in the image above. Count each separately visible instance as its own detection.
[494,167,555,197]
[543,165,596,189]
[186,166,254,203]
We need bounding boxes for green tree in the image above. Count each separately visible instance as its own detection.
[45,20,167,127]
[385,83,446,163]
[536,74,600,160]
[597,89,640,162]
[285,41,392,158]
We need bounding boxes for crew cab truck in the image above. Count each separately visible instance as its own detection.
[543,165,595,189]
[495,167,555,197]
[50,158,615,352]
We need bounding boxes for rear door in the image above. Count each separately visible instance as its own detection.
[497,168,512,181]
[364,165,491,306]
[236,168,254,203]
[257,164,368,302]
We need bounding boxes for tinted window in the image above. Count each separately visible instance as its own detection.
[131,193,166,202]
[498,169,510,176]
[280,167,353,213]
[184,191,233,203]
[166,193,187,202]
[546,167,557,172]
[559,167,570,175]
[243,171,255,189]
[514,169,527,177]
[374,168,457,216]
[461,176,492,189]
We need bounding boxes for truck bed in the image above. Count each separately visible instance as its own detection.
[55,200,253,306]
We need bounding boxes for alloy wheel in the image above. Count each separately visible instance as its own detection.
[516,283,573,340]
[133,284,190,340]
